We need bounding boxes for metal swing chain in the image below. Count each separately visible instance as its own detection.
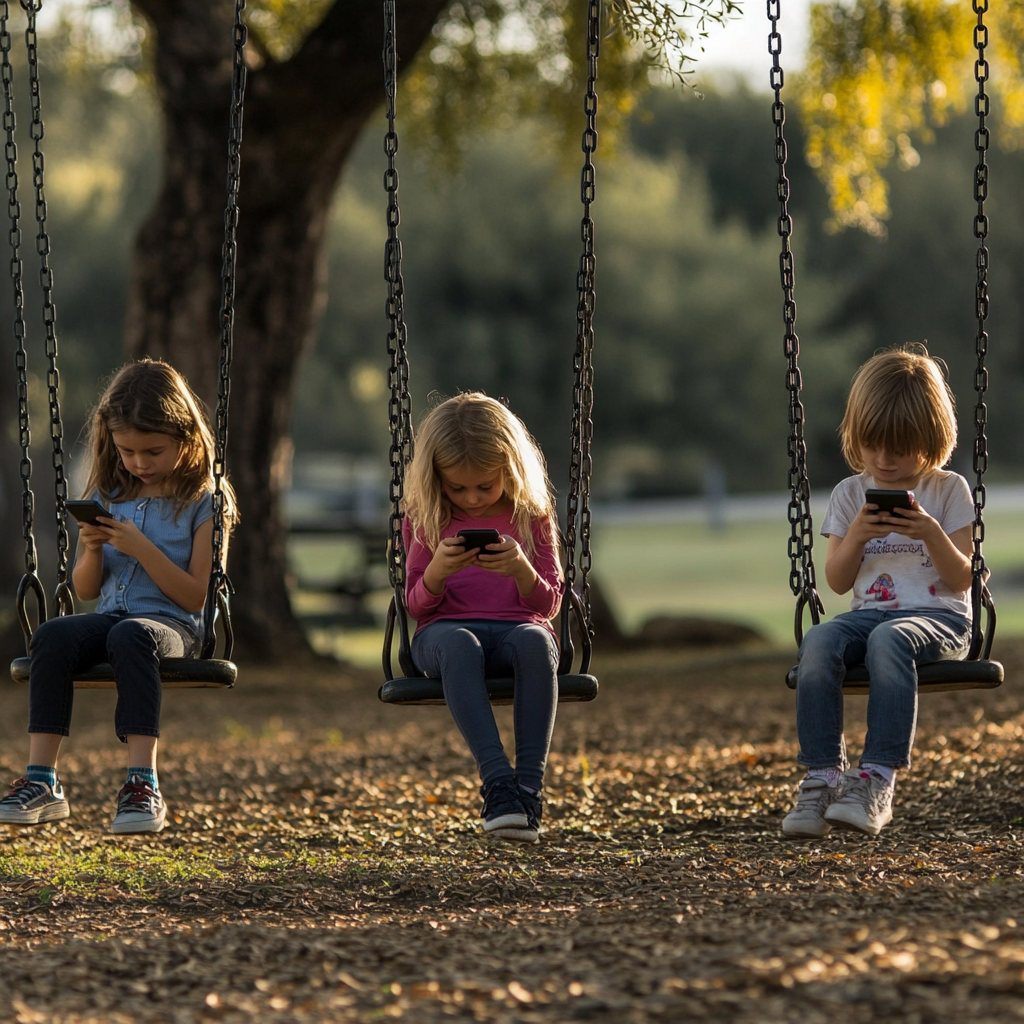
[565,0,599,635]
[205,0,246,658]
[2,0,45,643]
[969,0,990,657]
[768,0,822,641]
[383,0,412,595]
[22,0,71,616]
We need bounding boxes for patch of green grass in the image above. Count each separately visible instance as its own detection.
[0,845,225,894]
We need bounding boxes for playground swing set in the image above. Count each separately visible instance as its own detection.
[770,0,1003,695]
[8,0,245,690]
[2,0,1005,707]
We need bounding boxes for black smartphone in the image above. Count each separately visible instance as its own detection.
[65,499,112,526]
[457,528,501,552]
[865,488,913,514]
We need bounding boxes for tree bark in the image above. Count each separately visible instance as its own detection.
[125,0,448,660]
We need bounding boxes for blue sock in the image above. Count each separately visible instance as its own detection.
[127,767,159,792]
[26,765,58,789]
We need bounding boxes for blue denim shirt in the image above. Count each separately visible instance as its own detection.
[94,492,214,638]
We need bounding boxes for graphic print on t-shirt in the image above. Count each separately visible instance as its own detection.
[866,573,896,603]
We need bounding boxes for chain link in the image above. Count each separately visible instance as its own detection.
[205,0,246,658]
[21,0,70,614]
[565,0,600,637]
[969,0,990,653]
[768,0,822,640]
[1,2,35,581]
[383,0,412,594]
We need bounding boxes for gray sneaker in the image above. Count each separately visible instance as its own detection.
[0,776,70,825]
[111,776,167,835]
[824,768,894,835]
[782,776,836,838]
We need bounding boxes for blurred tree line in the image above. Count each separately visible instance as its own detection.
[294,83,1024,498]
[10,57,1024,527]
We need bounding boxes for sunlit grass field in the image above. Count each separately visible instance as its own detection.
[290,510,1024,666]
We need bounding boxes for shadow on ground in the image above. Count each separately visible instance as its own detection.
[1,640,1023,1022]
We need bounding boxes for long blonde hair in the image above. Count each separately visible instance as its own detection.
[840,342,958,473]
[81,359,238,525]
[404,392,558,557]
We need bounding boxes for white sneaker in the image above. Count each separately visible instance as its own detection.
[824,768,894,835]
[111,776,167,835]
[782,776,836,838]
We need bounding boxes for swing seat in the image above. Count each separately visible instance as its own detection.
[9,657,237,689]
[380,588,598,707]
[785,658,1003,695]
[379,673,598,706]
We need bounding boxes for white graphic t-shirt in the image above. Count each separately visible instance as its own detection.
[820,470,975,618]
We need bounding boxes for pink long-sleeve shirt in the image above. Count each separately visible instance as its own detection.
[403,509,564,633]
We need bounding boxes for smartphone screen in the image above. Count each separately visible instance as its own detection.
[65,500,112,526]
[457,529,501,551]
[865,489,913,514]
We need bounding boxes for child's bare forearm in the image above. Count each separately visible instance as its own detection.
[133,539,208,613]
[72,546,103,601]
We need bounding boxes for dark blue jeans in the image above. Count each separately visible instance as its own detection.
[412,619,559,791]
[29,613,198,742]
[796,608,971,770]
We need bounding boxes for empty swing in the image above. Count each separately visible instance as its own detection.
[769,0,1004,695]
[8,0,248,689]
[377,0,601,707]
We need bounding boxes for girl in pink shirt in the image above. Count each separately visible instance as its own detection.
[403,393,564,843]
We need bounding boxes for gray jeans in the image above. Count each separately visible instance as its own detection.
[412,619,559,790]
[796,608,971,769]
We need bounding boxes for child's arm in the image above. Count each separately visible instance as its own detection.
[88,515,214,614]
[71,524,108,600]
[477,522,564,618]
[879,500,973,593]
[824,501,905,594]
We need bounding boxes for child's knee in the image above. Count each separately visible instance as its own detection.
[107,620,159,658]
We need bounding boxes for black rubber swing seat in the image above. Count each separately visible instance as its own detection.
[379,673,598,706]
[9,657,237,689]
[785,658,1003,695]
[379,588,599,706]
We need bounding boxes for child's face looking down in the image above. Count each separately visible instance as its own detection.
[440,464,507,519]
[859,445,926,490]
[111,429,183,496]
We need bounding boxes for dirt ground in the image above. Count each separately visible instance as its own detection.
[1,639,1024,1023]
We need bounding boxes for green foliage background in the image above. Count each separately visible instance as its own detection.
[12,45,1024,502]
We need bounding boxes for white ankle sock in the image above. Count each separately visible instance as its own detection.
[860,762,895,783]
[806,767,842,788]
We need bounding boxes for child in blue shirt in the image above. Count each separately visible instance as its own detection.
[0,359,237,834]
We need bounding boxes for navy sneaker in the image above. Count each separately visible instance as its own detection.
[0,777,70,825]
[517,784,543,833]
[480,776,529,833]
[111,776,167,835]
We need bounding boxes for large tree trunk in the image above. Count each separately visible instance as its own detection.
[126,0,448,660]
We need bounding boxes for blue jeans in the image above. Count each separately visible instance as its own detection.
[796,608,971,770]
[412,619,559,791]
[29,613,198,742]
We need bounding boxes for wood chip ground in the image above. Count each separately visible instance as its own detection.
[2,640,1024,1022]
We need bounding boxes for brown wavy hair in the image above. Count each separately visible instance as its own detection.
[840,342,958,473]
[404,392,558,558]
[81,359,238,526]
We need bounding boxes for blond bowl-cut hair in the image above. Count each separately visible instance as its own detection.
[839,342,958,473]
[403,392,559,559]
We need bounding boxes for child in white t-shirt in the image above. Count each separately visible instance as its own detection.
[783,344,975,839]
